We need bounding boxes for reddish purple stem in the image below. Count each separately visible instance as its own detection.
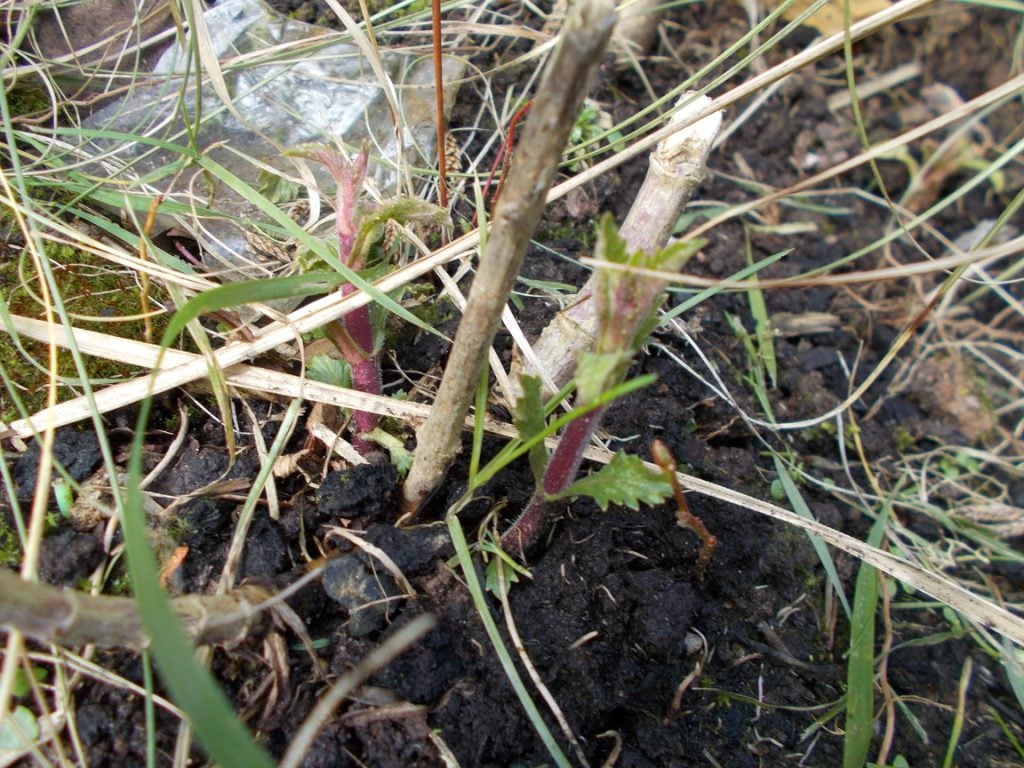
[323,292,380,453]
[340,283,381,450]
[311,147,382,454]
[501,405,606,555]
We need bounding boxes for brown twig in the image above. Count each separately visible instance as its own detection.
[480,100,533,220]
[400,0,619,517]
[0,569,271,649]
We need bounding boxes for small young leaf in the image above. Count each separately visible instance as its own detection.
[482,537,532,596]
[364,427,414,477]
[556,452,673,510]
[648,237,703,272]
[513,376,549,484]
[254,169,299,204]
[11,666,46,698]
[596,212,630,264]
[0,705,39,749]
[355,198,451,263]
[575,350,631,405]
[307,355,352,389]
[374,197,451,229]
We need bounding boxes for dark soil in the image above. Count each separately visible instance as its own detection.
[5,2,1024,767]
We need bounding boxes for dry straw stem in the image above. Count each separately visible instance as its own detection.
[6,317,1024,647]
[511,93,722,400]
[4,0,965,444]
[399,0,619,515]
[0,569,271,649]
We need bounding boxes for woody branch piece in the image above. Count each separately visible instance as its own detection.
[510,93,722,401]
[400,0,619,516]
[0,569,271,649]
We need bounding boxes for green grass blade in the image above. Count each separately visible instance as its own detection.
[468,365,490,487]
[1000,637,1024,712]
[842,507,888,768]
[470,373,658,491]
[159,272,346,344]
[988,704,1024,760]
[941,657,972,768]
[743,226,777,387]
[113,281,303,768]
[662,249,788,320]
[142,651,156,768]
[123,406,274,768]
[773,454,852,618]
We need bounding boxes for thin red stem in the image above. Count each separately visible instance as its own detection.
[652,440,717,580]
[324,314,380,450]
[474,100,533,227]
[431,0,448,211]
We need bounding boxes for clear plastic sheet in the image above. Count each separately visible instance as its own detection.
[79,0,459,279]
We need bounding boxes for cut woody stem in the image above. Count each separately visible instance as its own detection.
[399,0,619,517]
[0,568,272,648]
[511,92,722,400]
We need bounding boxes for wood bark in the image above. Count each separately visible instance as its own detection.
[400,0,619,515]
[0,569,270,649]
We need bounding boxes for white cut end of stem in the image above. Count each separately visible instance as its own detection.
[652,93,723,172]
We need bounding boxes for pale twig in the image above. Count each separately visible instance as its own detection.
[511,92,722,400]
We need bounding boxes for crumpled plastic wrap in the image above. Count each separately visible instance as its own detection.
[79,0,460,279]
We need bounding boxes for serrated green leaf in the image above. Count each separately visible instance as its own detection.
[651,237,704,272]
[596,212,630,264]
[591,216,703,358]
[556,452,673,510]
[307,354,352,389]
[513,375,549,484]
[356,198,451,263]
[375,197,451,228]
[484,554,526,597]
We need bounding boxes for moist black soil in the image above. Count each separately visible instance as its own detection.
[6,2,1024,767]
